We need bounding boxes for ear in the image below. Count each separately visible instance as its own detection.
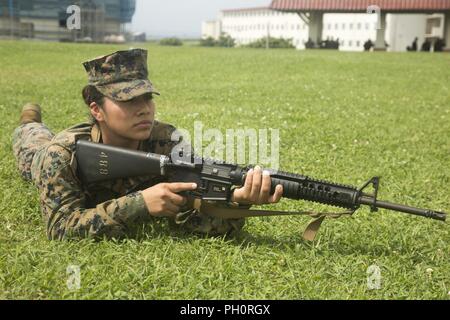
[90,102,105,122]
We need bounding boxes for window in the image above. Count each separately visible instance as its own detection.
[365,23,370,30]
[335,23,338,30]
[342,23,346,30]
[327,23,331,30]
[357,23,361,30]
[356,40,360,47]
[349,40,353,47]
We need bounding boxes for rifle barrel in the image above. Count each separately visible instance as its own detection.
[359,195,447,221]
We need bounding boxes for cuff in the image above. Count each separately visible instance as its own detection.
[114,191,150,225]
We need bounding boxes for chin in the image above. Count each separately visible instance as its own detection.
[132,128,152,141]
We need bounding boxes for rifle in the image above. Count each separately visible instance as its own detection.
[75,140,446,240]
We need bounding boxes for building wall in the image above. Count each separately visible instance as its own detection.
[0,0,134,40]
[0,17,21,36]
[387,14,428,52]
[202,20,221,39]
[203,8,443,52]
[322,13,378,51]
[14,0,135,23]
[219,8,309,49]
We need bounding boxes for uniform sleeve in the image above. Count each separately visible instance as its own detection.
[35,145,150,240]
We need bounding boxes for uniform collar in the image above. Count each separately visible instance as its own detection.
[90,123,145,150]
[90,123,102,143]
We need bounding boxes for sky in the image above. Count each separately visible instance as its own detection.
[131,0,270,39]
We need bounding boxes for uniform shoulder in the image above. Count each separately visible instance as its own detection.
[50,122,93,152]
[32,123,94,187]
[148,120,178,142]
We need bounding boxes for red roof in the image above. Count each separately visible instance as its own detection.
[222,7,271,13]
[270,0,450,12]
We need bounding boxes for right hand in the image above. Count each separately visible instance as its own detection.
[141,182,197,218]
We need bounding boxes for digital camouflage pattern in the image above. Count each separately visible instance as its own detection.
[11,48,244,240]
[12,122,53,181]
[82,48,160,101]
[12,121,245,240]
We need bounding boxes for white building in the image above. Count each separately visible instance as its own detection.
[219,7,309,49]
[201,20,222,40]
[202,7,445,52]
[322,13,378,51]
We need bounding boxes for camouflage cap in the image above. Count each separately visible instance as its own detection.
[82,48,159,102]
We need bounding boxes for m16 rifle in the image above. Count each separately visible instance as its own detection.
[76,140,446,240]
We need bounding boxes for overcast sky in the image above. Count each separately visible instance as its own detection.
[131,0,270,38]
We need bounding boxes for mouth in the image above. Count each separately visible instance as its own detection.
[133,120,153,128]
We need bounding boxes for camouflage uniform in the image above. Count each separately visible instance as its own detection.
[11,49,245,240]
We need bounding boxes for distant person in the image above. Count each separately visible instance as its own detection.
[421,39,431,52]
[407,37,418,51]
[363,39,374,51]
[434,38,446,52]
[334,38,340,50]
[305,38,315,49]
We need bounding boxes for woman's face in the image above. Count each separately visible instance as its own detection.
[94,94,156,142]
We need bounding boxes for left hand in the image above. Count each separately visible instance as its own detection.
[230,166,283,205]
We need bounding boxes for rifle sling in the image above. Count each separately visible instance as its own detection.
[192,199,353,241]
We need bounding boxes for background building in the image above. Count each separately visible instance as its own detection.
[203,4,449,52]
[219,7,309,49]
[201,20,221,40]
[0,0,135,42]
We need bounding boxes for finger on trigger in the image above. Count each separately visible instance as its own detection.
[168,182,197,193]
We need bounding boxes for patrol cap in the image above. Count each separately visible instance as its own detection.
[82,48,159,102]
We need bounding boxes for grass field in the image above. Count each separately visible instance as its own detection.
[0,40,449,300]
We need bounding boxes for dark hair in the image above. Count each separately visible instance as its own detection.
[82,85,105,123]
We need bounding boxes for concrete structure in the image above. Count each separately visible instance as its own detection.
[0,0,135,42]
[202,3,449,52]
[270,0,450,51]
[446,12,450,47]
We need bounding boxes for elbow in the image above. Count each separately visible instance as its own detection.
[47,214,127,241]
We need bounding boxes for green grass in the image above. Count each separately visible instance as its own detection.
[0,40,449,300]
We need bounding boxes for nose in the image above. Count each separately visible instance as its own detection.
[136,99,154,116]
